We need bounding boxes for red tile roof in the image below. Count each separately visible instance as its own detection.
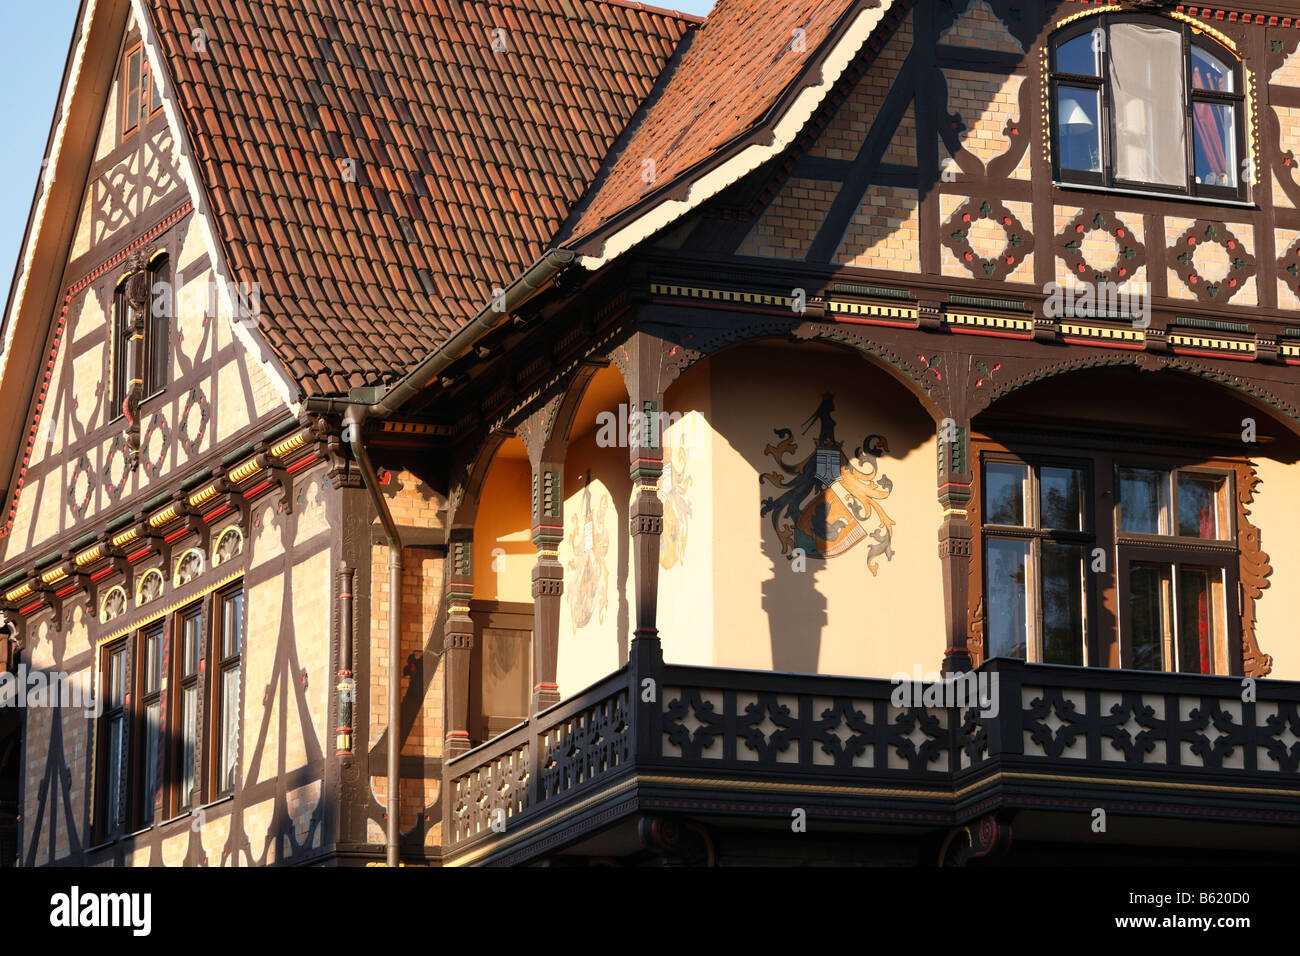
[146,0,696,397]
[560,0,861,247]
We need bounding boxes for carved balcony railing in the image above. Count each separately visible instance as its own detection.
[443,657,1300,864]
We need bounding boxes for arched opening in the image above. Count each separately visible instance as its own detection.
[657,337,939,677]
[971,365,1300,677]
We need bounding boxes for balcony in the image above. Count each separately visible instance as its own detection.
[443,657,1300,866]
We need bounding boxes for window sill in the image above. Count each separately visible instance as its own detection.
[1054,181,1256,209]
[199,794,234,812]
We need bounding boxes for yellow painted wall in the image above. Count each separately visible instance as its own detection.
[705,341,943,677]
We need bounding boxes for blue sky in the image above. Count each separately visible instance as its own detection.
[0,0,716,311]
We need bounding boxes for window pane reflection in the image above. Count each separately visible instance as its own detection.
[986,539,1030,660]
[1056,85,1102,173]
[1128,563,1170,671]
[1118,467,1168,534]
[985,462,1028,526]
[1042,542,1085,666]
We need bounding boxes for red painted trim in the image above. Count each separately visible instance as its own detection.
[286,453,319,475]
[202,505,230,523]
[19,601,44,616]
[1060,337,1145,351]
[54,584,77,598]
[830,314,916,329]
[126,547,151,563]
[949,327,1033,341]
[90,567,113,581]
[163,528,189,543]
[1170,348,1255,362]
[241,480,272,499]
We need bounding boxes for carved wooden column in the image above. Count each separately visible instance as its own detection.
[123,250,152,471]
[529,460,564,713]
[938,413,974,674]
[443,527,474,757]
[615,330,667,674]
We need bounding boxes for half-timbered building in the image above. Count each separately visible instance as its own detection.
[5,0,1300,867]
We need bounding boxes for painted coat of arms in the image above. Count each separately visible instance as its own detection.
[658,443,693,570]
[760,393,896,574]
[565,481,610,633]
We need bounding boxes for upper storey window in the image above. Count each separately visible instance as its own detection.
[1051,17,1245,202]
[122,41,161,138]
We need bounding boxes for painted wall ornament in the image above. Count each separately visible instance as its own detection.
[565,478,610,633]
[760,394,896,573]
[658,443,693,570]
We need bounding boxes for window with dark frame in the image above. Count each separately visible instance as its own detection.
[96,640,128,842]
[109,254,171,421]
[110,280,130,420]
[144,254,170,399]
[171,604,202,815]
[212,586,243,798]
[95,583,245,843]
[121,41,162,139]
[135,622,163,829]
[1050,15,1247,202]
[981,457,1093,667]
[977,439,1243,675]
[1116,466,1236,674]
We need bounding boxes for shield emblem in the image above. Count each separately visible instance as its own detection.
[814,448,841,488]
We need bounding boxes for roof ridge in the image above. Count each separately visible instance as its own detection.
[578,0,705,25]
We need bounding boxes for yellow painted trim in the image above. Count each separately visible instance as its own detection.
[946,313,1033,333]
[1053,6,1121,29]
[4,582,33,603]
[135,568,165,606]
[40,567,69,586]
[227,458,263,485]
[75,545,105,568]
[269,432,306,457]
[649,282,796,309]
[1059,323,1144,343]
[148,504,180,528]
[188,484,219,508]
[111,527,140,549]
[98,570,243,645]
[1168,333,1254,354]
[826,300,918,321]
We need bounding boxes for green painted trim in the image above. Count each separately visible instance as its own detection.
[948,294,1028,313]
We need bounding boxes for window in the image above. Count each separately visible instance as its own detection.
[110,280,131,420]
[109,254,170,420]
[1050,16,1246,201]
[976,434,1246,675]
[135,623,163,828]
[144,254,170,399]
[96,641,128,841]
[121,42,162,138]
[981,458,1092,666]
[171,605,202,814]
[1116,467,1236,674]
[95,584,245,840]
[211,586,243,798]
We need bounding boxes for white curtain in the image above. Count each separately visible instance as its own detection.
[1110,24,1186,186]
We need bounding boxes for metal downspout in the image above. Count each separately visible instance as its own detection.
[343,407,402,867]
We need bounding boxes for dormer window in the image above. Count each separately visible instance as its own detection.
[1051,16,1246,202]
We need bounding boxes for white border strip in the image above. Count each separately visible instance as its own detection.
[576,2,892,270]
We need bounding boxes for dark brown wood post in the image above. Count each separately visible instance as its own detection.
[938,412,974,674]
[443,527,474,757]
[615,330,667,675]
[530,461,564,712]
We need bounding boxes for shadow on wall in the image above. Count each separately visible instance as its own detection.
[711,341,934,675]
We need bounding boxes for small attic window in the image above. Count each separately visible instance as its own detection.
[122,42,163,139]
